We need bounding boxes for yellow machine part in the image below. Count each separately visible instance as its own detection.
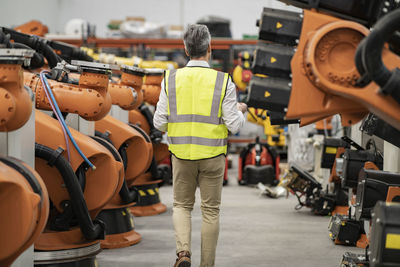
[247,108,286,147]
[232,65,247,91]
[81,47,178,69]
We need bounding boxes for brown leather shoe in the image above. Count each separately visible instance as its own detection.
[174,251,191,267]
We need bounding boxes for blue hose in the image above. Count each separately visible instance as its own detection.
[41,72,96,170]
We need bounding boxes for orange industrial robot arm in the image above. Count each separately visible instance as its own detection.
[108,82,139,110]
[0,47,50,267]
[286,9,400,129]
[142,68,164,105]
[96,65,154,190]
[0,49,34,131]
[31,61,126,250]
[0,157,49,267]
[24,60,114,121]
[120,65,146,107]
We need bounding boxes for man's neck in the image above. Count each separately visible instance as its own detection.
[190,56,208,62]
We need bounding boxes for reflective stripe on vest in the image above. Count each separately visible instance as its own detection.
[167,69,225,125]
[167,136,228,147]
[165,67,229,160]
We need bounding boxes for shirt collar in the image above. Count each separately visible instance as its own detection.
[186,60,210,68]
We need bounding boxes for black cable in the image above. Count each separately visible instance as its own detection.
[2,27,60,68]
[361,9,400,101]
[35,143,105,240]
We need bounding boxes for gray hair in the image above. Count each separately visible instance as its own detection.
[183,24,211,58]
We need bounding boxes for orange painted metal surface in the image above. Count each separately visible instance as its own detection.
[364,161,379,171]
[120,72,144,109]
[35,111,123,217]
[34,111,124,250]
[129,110,151,134]
[315,116,333,130]
[153,143,170,164]
[288,10,400,129]
[0,64,32,131]
[356,234,369,249]
[0,160,49,266]
[78,71,112,120]
[287,10,367,123]
[130,202,167,217]
[35,228,98,251]
[101,229,141,249]
[142,70,163,106]
[95,115,153,188]
[24,71,112,121]
[331,205,349,216]
[14,20,48,37]
[108,82,138,110]
[386,186,400,202]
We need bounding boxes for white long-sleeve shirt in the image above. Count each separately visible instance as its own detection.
[153,60,245,134]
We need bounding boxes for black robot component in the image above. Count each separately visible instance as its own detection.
[361,113,400,149]
[369,202,400,267]
[355,169,400,220]
[257,7,303,46]
[247,76,292,113]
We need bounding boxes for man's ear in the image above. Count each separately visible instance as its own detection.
[184,48,190,57]
[207,44,211,53]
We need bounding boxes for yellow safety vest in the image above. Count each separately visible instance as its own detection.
[165,67,229,160]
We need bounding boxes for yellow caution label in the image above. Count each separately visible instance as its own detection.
[147,189,156,195]
[244,61,250,69]
[270,57,277,63]
[264,91,271,98]
[276,22,283,29]
[94,260,99,267]
[122,210,126,216]
[155,187,159,193]
[139,190,146,197]
[325,147,338,154]
[130,217,135,228]
[385,233,400,250]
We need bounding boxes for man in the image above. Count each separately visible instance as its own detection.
[154,24,247,267]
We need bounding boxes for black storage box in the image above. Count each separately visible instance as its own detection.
[252,42,294,78]
[242,165,275,185]
[257,8,303,46]
[341,149,383,189]
[321,138,350,169]
[369,201,400,267]
[355,169,400,220]
[247,76,291,112]
[328,214,364,245]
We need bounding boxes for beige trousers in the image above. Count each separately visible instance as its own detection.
[172,154,225,267]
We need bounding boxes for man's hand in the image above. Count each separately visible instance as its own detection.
[237,102,247,113]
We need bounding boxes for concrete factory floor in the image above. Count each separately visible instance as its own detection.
[98,156,361,267]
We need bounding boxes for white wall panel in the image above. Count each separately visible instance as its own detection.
[1,0,300,39]
[0,0,61,32]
